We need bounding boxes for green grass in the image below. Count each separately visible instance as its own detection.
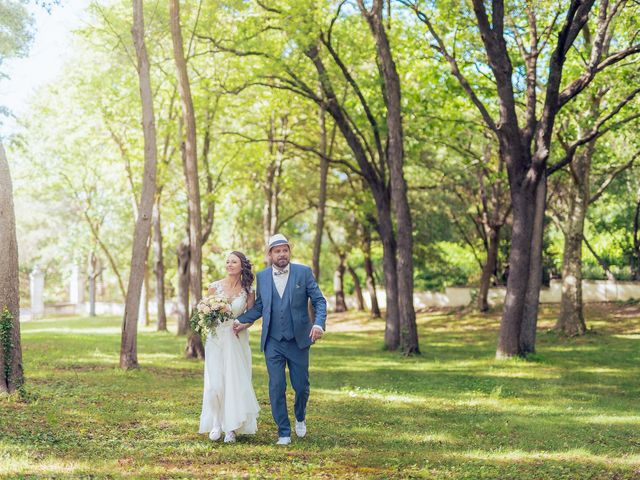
[1,304,639,479]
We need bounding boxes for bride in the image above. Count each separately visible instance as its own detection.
[198,251,260,443]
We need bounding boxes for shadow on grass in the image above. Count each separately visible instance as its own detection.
[2,308,640,479]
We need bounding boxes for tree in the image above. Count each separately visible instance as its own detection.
[405,0,640,357]
[120,0,159,369]
[300,4,418,353]
[170,0,204,358]
[357,0,418,353]
[1,0,35,393]
[0,142,23,393]
[550,97,639,335]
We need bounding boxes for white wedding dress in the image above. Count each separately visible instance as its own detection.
[198,281,260,436]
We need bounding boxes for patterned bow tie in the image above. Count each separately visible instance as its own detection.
[274,268,289,276]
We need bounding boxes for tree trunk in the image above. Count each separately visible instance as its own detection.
[557,226,587,336]
[632,193,640,280]
[496,169,537,359]
[360,1,418,354]
[170,0,204,359]
[556,150,590,336]
[477,226,500,312]
[0,141,24,393]
[312,103,329,280]
[152,196,167,331]
[348,265,366,311]
[333,254,348,313]
[176,239,190,336]
[520,173,547,354]
[88,251,99,317]
[83,211,126,300]
[363,233,381,318]
[263,115,286,249]
[121,0,158,370]
[376,191,401,349]
[143,262,150,326]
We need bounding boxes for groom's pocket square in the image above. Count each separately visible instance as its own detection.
[295,283,302,289]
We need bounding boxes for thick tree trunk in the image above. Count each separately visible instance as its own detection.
[496,176,537,359]
[557,226,587,336]
[376,191,400,349]
[363,234,381,318]
[176,239,190,336]
[121,0,158,369]
[333,254,348,313]
[186,331,205,359]
[478,226,500,312]
[556,150,590,336]
[0,141,24,393]
[520,174,547,354]
[348,265,366,311]
[361,1,418,354]
[170,0,204,358]
[152,197,167,331]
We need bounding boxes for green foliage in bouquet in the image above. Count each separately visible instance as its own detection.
[189,295,234,339]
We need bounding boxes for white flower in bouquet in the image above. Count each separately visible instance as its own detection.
[190,294,234,339]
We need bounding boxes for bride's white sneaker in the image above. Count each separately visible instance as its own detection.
[276,436,291,445]
[209,428,222,441]
[224,431,236,443]
[295,420,307,438]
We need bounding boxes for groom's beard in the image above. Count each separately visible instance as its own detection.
[273,258,290,269]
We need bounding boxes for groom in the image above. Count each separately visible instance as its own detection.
[234,233,327,445]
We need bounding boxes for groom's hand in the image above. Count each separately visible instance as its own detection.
[309,325,323,342]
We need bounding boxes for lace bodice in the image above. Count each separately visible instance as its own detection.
[209,281,252,319]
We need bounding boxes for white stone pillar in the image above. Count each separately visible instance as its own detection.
[69,264,85,305]
[30,266,45,318]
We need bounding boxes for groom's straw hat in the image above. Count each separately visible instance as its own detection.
[267,233,290,254]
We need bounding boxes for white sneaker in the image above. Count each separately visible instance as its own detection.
[224,431,236,443]
[276,436,291,445]
[209,428,222,441]
[295,420,307,438]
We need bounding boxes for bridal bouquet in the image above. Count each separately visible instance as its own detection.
[190,295,234,339]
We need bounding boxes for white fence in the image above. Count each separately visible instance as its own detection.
[328,279,640,310]
[19,280,640,319]
[20,300,180,320]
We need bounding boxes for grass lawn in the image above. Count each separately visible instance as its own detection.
[1,303,639,479]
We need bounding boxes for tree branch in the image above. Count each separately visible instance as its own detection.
[547,86,640,175]
[589,150,638,204]
[399,0,498,133]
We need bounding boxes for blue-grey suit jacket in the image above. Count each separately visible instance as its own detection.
[237,263,327,352]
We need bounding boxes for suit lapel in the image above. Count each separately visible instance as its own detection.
[263,267,273,309]
[287,264,296,306]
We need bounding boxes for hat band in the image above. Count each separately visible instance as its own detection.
[269,240,289,248]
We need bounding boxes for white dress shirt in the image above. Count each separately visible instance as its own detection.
[272,265,290,298]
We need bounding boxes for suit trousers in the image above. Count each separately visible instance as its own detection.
[264,336,310,437]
